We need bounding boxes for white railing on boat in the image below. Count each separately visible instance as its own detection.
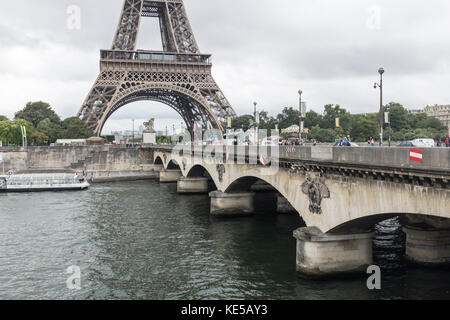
[4,174,85,186]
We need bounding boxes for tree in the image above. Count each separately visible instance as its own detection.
[156,135,172,144]
[304,110,323,129]
[15,101,60,127]
[322,104,349,130]
[31,131,49,145]
[277,107,299,129]
[258,111,277,130]
[101,135,115,143]
[231,115,254,132]
[37,118,62,143]
[0,119,34,146]
[387,102,409,131]
[60,117,94,139]
[309,126,337,143]
[350,117,378,142]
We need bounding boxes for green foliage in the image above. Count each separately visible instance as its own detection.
[309,126,337,143]
[258,111,277,131]
[0,119,34,146]
[31,131,49,145]
[37,118,62,143]
[349,115,378,142]
[156,135,172,144]
[233,102,447,143]
[2,100,447,146]
[60,117,94,139]
[231,115,254,132]
[1,102,95,145]
[15,102,60,127]
[387,102,409,131]
[276,107,299,129]
[101,135,115,143]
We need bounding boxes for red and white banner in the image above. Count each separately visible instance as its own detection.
[259,155,270,166]
[409,149,423,163]
[286,147,296,153]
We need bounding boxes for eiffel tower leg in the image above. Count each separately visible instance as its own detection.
[78,69,232,137]
[78,71,125,136]
[112,0,144,51]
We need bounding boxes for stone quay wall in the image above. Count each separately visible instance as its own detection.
[0,146,157,174]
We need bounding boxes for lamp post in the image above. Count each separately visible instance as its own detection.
[374,68,384,146]
[253,102,258,145]
[298,90,303,142]
[132,119,135,147]
[386,105,391,147]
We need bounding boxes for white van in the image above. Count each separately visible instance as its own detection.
[411,139,435,148]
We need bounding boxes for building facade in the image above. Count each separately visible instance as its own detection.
[424,105,450,131]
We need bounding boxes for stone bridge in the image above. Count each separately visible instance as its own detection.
[150,145,450,277]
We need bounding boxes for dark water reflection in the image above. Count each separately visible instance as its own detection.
[0,181,449,300]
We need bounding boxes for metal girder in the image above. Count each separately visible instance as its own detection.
[79,0,236,136]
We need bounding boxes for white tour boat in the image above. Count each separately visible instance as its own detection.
[0,173,90,193]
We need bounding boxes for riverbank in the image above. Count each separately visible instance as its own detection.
[0,146,163,183]
[10,168,162,184]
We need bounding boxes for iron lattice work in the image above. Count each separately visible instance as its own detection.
[78,0,236,136]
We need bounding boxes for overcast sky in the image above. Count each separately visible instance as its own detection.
[1,0,450,133]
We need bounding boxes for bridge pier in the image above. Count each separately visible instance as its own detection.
[209,191,255,217]
[177,177,210,194]
[159,169,182,183]
[293,227,373,278]
[403,226,450,265]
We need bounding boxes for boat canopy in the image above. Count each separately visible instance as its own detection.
[5,174,83,186]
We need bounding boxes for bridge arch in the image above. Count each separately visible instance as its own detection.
[154,156,164,166]
[187,165,211,178]
[219,164,449,234]
[185,164,218,191]
[167,159,181,170]
[329,213,450,234]
[92,83,223,136]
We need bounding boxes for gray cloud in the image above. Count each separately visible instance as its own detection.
[1,0,450,132]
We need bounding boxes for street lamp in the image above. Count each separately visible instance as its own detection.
[253,102,258,145]
[374,68,384,146]
[386,104,391,147]
[132,119,135,147]
[298,90,303,142]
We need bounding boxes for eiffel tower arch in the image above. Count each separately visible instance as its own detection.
[78,0,236,136]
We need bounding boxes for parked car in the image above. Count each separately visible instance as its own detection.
[411,139,435,148]
[397,141,415,147]
[397,139,435,148]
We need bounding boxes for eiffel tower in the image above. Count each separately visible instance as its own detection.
[78,0,236,136]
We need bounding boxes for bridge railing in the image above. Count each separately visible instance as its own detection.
[100,50,212,64]
[149,145,450,175]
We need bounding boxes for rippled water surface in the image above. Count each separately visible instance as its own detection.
[0,181,449,300]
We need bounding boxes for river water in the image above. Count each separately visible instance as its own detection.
[0,180,449,300]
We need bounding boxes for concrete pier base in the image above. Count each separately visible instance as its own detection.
[293,227,373,278]
[159,170,182,183]
[403,226,450,265]
[209,191,255,217]
[177,177,210,194]
[277,195,296,214]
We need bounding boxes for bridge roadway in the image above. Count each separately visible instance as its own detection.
[148,144,450,277]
